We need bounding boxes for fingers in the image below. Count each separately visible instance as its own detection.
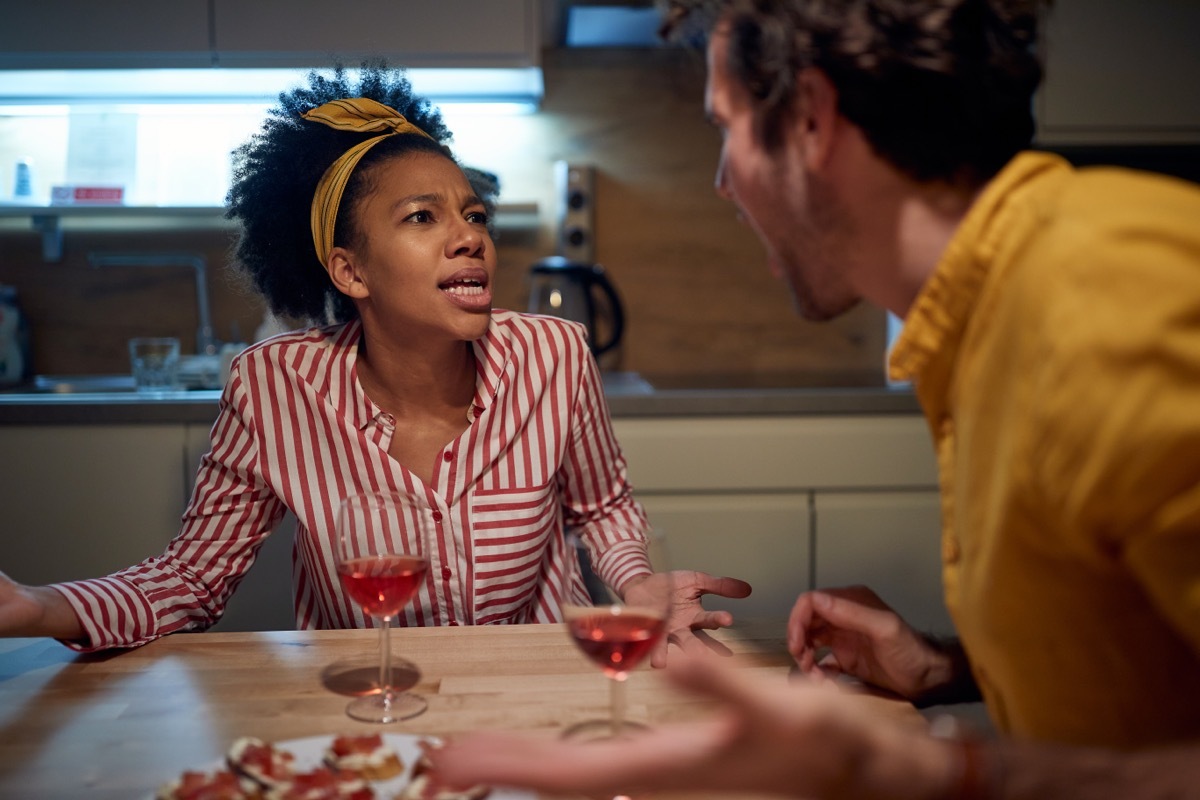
[671,628,734,660]
[701,575,753,599]
[650,632,670,669]
[687,608,734,631]
[664,650,774,709]
[431,721,724,795]
[809,590,896,640]
[787,591,820,667]
[789,589,891,656]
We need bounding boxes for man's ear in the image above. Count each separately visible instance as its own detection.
[325,247,369,299]
[796,67,841,171]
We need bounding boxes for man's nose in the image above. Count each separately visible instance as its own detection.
[713,153,732,201]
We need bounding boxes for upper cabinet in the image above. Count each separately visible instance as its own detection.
[1037,0,1200,145]
[211,0,539,69]
[0,0,540,70]
[0,1,212,68]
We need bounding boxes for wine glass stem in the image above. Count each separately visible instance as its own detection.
[609,675,626,737]
[379,616,392,709]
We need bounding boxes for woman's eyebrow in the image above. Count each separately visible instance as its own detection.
[394,192,444,209]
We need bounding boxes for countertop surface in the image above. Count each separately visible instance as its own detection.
[0,623,923,800]
[0,370,920,424]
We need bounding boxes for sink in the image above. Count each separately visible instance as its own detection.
[600,371,655,396]
[21,354,225,394]
[30,374,138,393]
[16,368,643,396]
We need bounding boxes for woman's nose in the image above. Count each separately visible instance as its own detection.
[449,220,486,258]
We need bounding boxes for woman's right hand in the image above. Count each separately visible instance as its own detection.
[787,585,961,703]
[0,570,82,639]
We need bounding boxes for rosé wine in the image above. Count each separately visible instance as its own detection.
[568,610,666,679]
[337,555,428,620]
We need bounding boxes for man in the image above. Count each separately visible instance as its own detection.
[431,1,1200,797]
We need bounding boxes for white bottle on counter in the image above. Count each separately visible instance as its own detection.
[12,159,33,200]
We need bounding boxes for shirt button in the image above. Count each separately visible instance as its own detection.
[443,451,453,462]
[441,567,452,580]
[431,510,443,523]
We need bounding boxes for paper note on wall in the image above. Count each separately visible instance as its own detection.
[66,111,137,192]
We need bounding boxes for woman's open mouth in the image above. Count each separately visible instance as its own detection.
[439,270,493,311]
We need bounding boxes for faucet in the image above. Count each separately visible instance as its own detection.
[87,252,217,355]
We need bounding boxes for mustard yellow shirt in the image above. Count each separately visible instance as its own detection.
[890,152,1200,748]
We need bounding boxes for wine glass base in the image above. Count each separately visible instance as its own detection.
[345,691,428,724]
[560,718,649,742]
[321,658,421,697]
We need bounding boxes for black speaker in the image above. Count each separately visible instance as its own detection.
[555,161,595,263]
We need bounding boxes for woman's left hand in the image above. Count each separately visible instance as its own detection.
[622,570,752,667]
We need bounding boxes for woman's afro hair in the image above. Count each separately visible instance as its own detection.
[225,62,497,325]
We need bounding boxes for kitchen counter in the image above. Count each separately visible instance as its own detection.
[0,370,918,424]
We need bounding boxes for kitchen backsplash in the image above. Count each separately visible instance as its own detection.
[0,48,887,382]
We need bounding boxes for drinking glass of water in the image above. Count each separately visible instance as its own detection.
[128,337,180,393]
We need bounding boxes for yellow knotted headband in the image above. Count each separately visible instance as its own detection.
[302,97,435,265]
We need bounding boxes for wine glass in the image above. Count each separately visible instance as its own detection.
[334,490,431,723]
[562,572,673,741]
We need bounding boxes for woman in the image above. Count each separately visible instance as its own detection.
[0,65,749,652]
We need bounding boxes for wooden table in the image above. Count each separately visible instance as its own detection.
[0,623,921,798]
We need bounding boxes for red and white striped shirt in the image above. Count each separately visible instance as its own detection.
[54,310,652,650]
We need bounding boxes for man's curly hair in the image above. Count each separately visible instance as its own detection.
[226,63,498,325]
[661,0,1045,186]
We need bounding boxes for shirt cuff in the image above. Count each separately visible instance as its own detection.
[594,540,654,596]
[49,577,157,652]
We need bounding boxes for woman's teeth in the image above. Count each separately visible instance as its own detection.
[442,281,485,296]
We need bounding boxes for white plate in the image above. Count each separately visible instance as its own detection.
[154,733,535,799]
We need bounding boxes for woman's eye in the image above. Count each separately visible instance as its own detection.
[406,210,434,223]
[467,211,489,225]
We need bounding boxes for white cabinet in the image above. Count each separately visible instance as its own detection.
[613,416,937,493]
[813,490,951,637]
[638,493,811,620]
[1037,0,1200,144]
[0,425,190,584]
[0,422,293,631]
[613,416,943,624]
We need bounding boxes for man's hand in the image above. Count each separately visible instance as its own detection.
[429,653,955,800]
[788,585,963,702]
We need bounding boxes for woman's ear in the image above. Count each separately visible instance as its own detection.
[325,247,369,299]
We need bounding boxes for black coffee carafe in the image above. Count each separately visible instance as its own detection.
[526,256,625,358]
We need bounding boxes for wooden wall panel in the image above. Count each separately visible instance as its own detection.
[0,48,885,382]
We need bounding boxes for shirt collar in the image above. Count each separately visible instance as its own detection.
[888,152,1070,407]
[343,313,513,430]
[337,319,377,431]
[470,309,515,413]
